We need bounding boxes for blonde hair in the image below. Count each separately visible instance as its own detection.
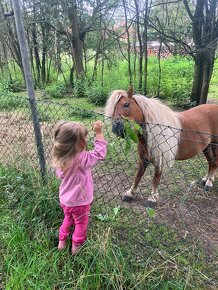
[52,121,88,171]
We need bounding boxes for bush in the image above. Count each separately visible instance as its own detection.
[45,83,66,98]
[68,107,96,119]
[87,85,108,106]
[73,78,87,98]
[2,78,24,93]
[0,94,28,111]
[147,57,193,100]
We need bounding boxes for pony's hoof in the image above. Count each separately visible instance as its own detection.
[204,185,213,191]
[199,180,206,189]
[145,200,157,208]
[122,195,134,202]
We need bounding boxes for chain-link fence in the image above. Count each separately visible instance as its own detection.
[1,94,217,267]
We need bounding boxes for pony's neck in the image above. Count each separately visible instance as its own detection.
[133,94,181,129]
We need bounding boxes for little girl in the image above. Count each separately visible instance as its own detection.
[52,120,108,255]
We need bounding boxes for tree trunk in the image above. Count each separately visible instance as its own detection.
[157,40,162,98]
[122,0,132,85]
[92,45,101,82]
[191,50,216,105]
[32,22,41,84]
[68,2,84,77]
[41,22,50,84]
[184,0,218,105]
[134,0,143,93]
[32,2,41,84]
[46,56,53,84]
[191,58,203,105]
[143,0,149,96]
[40,22,46,84]
[70,65,74,88]
[2,42,12,78]
[199,50,215,104]
[132,22,137,81]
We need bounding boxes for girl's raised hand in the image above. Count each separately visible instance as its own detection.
[93,120,103,134]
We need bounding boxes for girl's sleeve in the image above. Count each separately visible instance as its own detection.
[80,139,108,169]
[55,168,64,179]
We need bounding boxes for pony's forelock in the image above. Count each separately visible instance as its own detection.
[105,90,128,117]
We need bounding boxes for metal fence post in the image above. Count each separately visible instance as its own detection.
[12,0,47,181]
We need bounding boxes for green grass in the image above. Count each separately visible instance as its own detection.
[0,166,217,289]
[0,93,105,126]
[0,93,29,111]
[208,59,218,99]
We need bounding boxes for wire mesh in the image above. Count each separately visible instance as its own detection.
[0,94,217,271]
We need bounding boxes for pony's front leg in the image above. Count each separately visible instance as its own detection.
[146,166,162,206]
[122,159,149,202]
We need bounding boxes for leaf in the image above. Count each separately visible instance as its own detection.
[125,137,131,152]
[123,118,142,143]
[133,122,143,134]
[95,213,110,222]
[146,207,156,218]
[127,126,138,143]
[113,206,121,216]
[109,141,115,147]
[124,121,138,143]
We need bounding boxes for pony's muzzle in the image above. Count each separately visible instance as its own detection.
[112,119,125,138]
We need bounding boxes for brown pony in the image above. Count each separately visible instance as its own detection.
[105,87,218,206]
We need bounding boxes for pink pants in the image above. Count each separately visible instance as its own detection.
[59,204,91,246]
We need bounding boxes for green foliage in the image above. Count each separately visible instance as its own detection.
[87,84,108,105]
[146,207,156,218]
[45,83,66,98]
[85,56,194,107]
[1,56,217,110]
[122,118,143,151]
[209,59,218,99]
[73,78,87,98]
[147,56,193,103]
[0,94,28,111]
[1,77,24,93]
[69,107,96,119]
[95,206,121,222]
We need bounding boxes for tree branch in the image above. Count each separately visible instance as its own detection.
[183,0,194,21]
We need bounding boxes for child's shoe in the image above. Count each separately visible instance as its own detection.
[58,240,67,250]
[72,244,83,255]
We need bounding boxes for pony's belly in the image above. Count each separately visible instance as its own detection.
[176,147,203,160]
[176,133,211,160]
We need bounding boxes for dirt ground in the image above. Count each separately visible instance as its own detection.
[1,111,218,257]
[93,166,218,254]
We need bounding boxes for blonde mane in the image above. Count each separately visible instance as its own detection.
[105,90,182,169]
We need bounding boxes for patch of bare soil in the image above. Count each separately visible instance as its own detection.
[0,112,54,170]
[207,98,218,105]
[156,187,218,253]
[93,164,218,256]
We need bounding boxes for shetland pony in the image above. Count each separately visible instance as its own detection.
[105,87,218,205]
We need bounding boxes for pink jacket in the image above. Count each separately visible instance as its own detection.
[56,139,108,207]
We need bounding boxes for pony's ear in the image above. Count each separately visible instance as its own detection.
[127,86,134,98]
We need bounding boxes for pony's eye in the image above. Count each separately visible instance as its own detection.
[123,103,129,108]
